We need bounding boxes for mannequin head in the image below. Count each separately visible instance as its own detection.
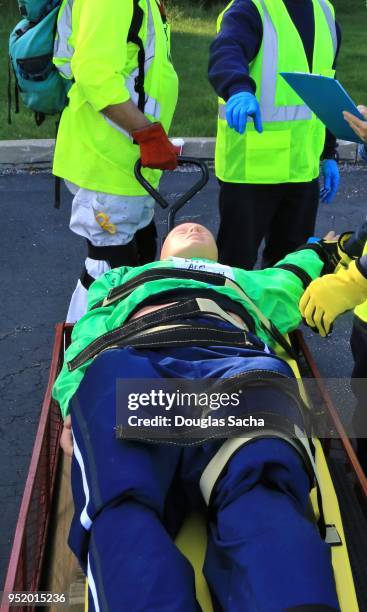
[160,223,218,261]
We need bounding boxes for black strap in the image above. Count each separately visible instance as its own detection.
[35,111,46,126]
[295,242,338,274]
[91,266,297,361]
[54,177,61,210]
[14,81,19,114]
[124,288,257,332]
[7,57,12,125]
[80,266,95,290]
[107,324,255,352]
[67,298,253,371]
[274,264,312,290]
[87,240,138,268]
[127,0,146,112]
[54,118,61,209]
[92,268,229,309]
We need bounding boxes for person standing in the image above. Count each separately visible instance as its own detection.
[301,105,367,472]
[208,0,341,269]
[53,0,179,321]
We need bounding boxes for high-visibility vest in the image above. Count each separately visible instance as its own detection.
[52,0,178,195]
[215,0,337,185]
[355,242,367,322]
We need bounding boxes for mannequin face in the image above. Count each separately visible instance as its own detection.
[160,223,218,261]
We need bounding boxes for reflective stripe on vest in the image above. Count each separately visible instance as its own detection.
[104,0,161,139]
[53,0,75,80]
[218,0,337,124]
[54,0,161,138]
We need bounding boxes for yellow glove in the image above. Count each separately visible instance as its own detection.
[299,261,367,337]
[337,232,355,268]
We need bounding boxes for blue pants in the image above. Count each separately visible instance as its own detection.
[69,347,339,612]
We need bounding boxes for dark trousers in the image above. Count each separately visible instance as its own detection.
[69,348,338,612]
[217,179,320,269]
[135,219,158,264]
[350,316,367,473]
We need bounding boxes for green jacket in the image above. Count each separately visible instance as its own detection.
[53,248,324,418]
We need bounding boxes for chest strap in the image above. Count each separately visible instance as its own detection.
[91,267,298,361]
[125,288,256,333]
[67,297,264,372]
[92,268,232,309]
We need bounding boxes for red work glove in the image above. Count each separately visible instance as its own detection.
[133,122,179,171]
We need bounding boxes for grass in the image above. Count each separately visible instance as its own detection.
[331,0,367,107]
[0,0,366,139]
[168,1,219,136]
[0,0,58,139]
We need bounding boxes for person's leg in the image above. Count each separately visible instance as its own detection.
[135,218,158,264]
[262,178,320,268]
[67,189,155,322]
[66,240,138,323]
[87,501,199,612]
[350,315,367,473]
[68,349,196,610]
[204,439,339,612]
[217,182,282,269]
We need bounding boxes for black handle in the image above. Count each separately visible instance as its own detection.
[134,156,209,232]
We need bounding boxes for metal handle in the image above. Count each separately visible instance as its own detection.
[134,156,210,232]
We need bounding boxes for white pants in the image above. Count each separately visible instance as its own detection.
[66,183,154,323]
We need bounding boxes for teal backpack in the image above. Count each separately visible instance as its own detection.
[8,0,71,126]
[9,0,147,126]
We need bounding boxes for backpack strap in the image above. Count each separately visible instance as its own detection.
[127,0,146,112]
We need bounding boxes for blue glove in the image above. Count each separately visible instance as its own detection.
[320,159,340,204]
[225,92,263,135]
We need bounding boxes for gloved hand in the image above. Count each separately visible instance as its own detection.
[306,233,342,272]
[299,261,367,337]
[308,231,362,268]
[320,159,340,204]
[133,122,179,170]
[340,221,367,258]
[225,92,263,135]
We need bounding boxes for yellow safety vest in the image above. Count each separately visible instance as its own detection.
[215,0,337,184]
[355,242,367,322]
[52,0,178,195]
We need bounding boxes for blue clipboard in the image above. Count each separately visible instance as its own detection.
[280,72,365,144]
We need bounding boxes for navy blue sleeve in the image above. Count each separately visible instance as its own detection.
[208,0,262,101]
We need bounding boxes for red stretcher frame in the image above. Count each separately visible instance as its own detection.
[2,324,367,612]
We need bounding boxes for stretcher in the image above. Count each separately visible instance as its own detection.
[3,161,367,612]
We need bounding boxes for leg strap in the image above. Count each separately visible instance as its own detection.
[199,429,315,506]
[200,433,342,546]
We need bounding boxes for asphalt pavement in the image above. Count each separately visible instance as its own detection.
[0,162,367,588]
